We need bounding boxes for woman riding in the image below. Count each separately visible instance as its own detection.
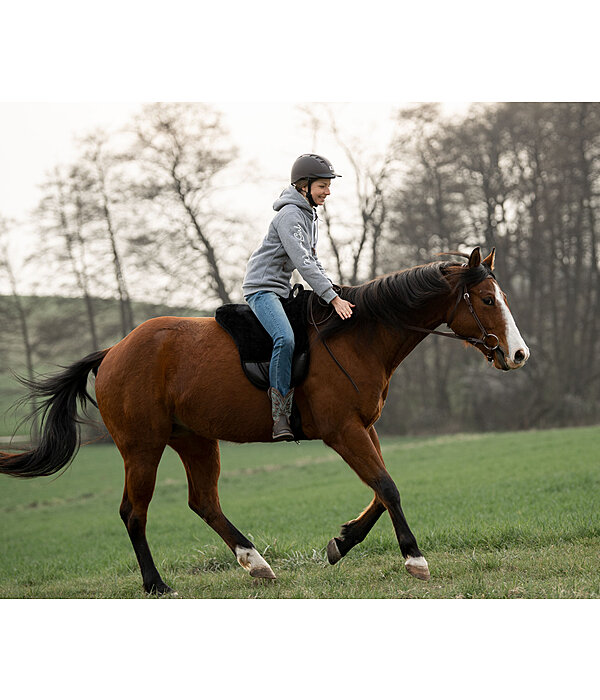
[242,153,355,441]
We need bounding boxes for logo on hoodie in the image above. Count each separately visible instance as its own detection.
[293,224,312,266]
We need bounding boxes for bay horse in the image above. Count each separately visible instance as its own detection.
[0,247,529,594]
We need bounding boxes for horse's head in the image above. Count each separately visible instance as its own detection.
[446,248,530,371]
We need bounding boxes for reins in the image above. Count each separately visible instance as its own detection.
[308,292,361,393]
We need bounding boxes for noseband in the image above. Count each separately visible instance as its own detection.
[405,284,501,364]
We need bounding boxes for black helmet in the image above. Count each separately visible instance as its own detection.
[291,154,342,184]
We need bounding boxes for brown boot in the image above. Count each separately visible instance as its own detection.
[268,387,295,442]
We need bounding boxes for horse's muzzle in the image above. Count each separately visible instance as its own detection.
[493,345,529,371]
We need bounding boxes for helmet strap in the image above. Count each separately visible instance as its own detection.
[306,178,317,207]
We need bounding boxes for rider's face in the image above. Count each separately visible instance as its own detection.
[303,179,331,206]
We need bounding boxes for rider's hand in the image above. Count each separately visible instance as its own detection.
[331,296,355,320]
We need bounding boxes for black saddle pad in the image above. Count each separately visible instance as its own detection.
[215,288,312,392]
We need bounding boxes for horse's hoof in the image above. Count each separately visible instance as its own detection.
[327,538,342,565]
[405,556,430,581]
[250,566,277,580]
[235,546,277,579]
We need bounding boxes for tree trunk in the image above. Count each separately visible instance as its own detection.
[100,183,135,336]
[63,194,100,351]
[5,260,39,442]
[173,173,232,304]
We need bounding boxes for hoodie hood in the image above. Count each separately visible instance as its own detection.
[273,185,313,214]
[243,184,336,304]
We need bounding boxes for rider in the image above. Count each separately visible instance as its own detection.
[243,153,355,441]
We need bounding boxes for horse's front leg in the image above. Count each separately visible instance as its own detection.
[324,421,430,581]
[327,427,386,564]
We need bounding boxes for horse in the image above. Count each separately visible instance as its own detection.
[0,247,529,594]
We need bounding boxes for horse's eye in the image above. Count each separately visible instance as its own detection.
[483,297,495,306]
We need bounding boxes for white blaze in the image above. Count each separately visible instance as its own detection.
[493,282,530,368]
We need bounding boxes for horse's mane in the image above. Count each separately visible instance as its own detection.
[316,260,495,340]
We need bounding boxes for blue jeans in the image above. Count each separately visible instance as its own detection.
[246,291,295,396]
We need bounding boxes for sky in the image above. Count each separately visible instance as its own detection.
[0,102,141,220]
[0,101,399,297]
[0,101,473,218]
[0,101,402,222]
[0,100,473,300]
[0,101,475,203]
[0,100,472,239]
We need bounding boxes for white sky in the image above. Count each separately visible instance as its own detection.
[0,100,471,218]
[0,100,472,300]
[0,101,396,221]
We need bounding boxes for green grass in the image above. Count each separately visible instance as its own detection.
[0,426,598,598]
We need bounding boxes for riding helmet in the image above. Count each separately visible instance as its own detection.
[290,154,342,184]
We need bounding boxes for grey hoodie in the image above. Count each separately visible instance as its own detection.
[242,186,337,303]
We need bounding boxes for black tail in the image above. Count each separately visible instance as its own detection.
[0,349,110,479]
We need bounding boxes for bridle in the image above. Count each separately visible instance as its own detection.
[405,284,503,365]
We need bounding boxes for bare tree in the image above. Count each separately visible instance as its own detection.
[130,103,238,305]
[0,218,39,440]
[382,102,600,432]
[330,115,393,282]
[79,131,135,336]
[298,104,396,284]
[34,165,100,350]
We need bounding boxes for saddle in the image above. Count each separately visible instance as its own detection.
[215,287,313,440]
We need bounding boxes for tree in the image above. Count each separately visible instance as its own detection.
[298,103,397,284]
[497,102,600,424]
[130,103,238,305]
[0,217,39,440]
[34,165,100,351]
[79,131,135,336]
[382,102,600,432]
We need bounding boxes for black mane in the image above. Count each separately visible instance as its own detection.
[315,261,494,340]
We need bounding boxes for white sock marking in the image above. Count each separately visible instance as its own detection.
[235,546,274,575]
[405,556,429,570]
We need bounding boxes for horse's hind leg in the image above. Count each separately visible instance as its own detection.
[327,496,386,564]
[119,446,173,595]
[169,433,276,580]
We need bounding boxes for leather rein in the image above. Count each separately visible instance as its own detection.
[308,283,504,393]
[308,290,361,393]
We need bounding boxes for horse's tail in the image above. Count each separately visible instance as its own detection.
[0,349,110,479]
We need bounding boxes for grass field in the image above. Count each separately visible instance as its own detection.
[0,425,598,598]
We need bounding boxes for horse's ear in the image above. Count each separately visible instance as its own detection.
[482,248,496,271]
[468,247,481,268]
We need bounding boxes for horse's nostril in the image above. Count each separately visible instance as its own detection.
[514,350,526,364]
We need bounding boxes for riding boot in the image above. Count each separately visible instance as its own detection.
[268,387,295,442]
